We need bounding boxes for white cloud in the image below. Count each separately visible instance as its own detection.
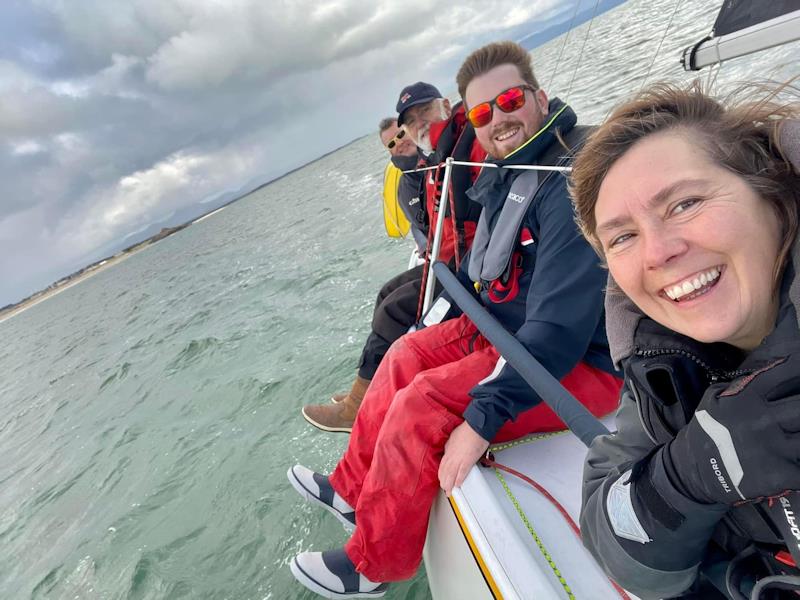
[55,145,257,256]
[10,140,45,156]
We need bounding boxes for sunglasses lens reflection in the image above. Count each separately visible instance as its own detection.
[468,103,493,128]
[496,87,526,113]
[467,86,530,128]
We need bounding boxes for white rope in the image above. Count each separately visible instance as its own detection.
[403,160,571,174]
[402,164,440,173]
[546,0,583,90]
[566,0,601,98]
[640,0,684,89]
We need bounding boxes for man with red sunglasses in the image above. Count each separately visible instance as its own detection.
[288,41,621,598]
[301,84,485,434]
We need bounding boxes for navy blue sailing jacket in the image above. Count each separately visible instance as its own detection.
[449,99,617,440]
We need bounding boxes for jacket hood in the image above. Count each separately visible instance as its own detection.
[606,119,800,367]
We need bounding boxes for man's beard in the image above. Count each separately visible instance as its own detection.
[485,118,529,159]
[411,100,449,157]
[415,126,434,156]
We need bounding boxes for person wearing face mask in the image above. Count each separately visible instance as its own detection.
[378,117,428,253]
[286,41,622,599]
[300,87,486,434]
[572,82,800,599]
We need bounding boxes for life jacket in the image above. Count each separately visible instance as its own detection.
[468,125,592,304]
[625,310,800,598]
[422,103,485,265]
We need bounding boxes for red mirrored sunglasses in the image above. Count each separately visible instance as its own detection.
[466,84,537,128]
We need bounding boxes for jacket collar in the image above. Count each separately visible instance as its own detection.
[465,98,575,209]
[391,154,420,171]
[428,102,466,164]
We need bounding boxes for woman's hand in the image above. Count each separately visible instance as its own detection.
[439,422,490,496]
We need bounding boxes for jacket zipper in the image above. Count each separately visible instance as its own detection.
[632,348,752,442]
[634,347,751,383]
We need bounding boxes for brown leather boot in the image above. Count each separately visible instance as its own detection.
[302,376,370,433]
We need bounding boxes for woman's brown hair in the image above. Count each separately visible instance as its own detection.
[570,80,800,286]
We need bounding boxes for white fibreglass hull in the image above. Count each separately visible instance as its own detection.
[423,416,638,600]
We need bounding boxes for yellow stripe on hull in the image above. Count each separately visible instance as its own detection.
[448,495,503,600]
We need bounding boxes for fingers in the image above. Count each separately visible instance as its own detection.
[439,457,472,496]
[439,456,454,496]
[454,463,470,490]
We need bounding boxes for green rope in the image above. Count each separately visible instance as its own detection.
[489,430,564,452]
[494,469,576,599]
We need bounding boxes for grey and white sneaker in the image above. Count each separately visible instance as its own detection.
[290,548,388,599]
[287,465,356,532]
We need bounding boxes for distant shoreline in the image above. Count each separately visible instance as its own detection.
[0,219,201,324]
[0,243,154,324]
[0,138,365,323]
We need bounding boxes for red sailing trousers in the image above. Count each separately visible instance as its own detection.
[329,314,622,582]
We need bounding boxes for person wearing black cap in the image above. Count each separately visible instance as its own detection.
[396,81,450,156]
[300,82,485,434]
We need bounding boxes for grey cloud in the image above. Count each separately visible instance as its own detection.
[1,0,578,305]
[144,1,440,91]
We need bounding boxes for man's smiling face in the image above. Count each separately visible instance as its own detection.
[465,64,548,158]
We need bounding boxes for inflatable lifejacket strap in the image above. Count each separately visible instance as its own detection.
[416,163,444,324]
[487,252,523,303]
[447,176,463,270]
[468,169,540,284]
[450,123,480,260]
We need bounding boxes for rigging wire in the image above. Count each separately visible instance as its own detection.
[640,0,685,89]
[546,0,583,90]
[706,61,722,91]
[566,0,601,99]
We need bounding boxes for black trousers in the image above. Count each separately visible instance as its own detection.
[356,263,444,379]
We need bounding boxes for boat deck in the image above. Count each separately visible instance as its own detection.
[425,416,639,599]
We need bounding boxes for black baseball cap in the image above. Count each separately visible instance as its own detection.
[396,82,442,126]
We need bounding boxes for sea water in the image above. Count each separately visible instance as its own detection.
[2,0,798,598]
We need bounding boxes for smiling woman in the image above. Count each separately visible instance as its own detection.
[596,131,783,349]
[570,81,800,599]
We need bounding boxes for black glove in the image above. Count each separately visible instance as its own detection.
[665,348,800,505]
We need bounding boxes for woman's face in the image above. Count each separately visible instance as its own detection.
[594,131,782,350]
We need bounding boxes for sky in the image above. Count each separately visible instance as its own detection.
[0,0,591,307]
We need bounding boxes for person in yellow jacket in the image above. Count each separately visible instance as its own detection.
[378,117,428,252]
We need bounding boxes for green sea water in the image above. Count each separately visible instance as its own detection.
[2,1,798,598]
